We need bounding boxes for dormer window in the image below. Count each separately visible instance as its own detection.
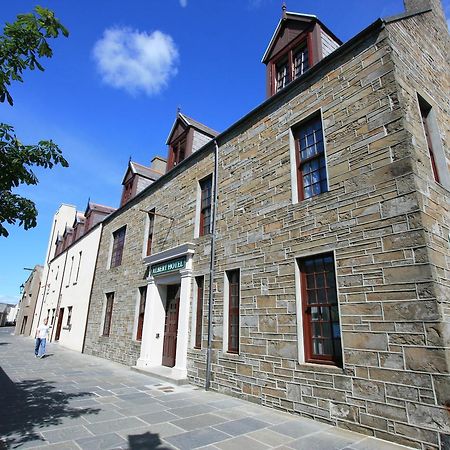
[293,43,309,78]
[274,41,310,93]
[276,60,289,92]
[166,112,218,172]
[262,10,341,98]
[171,138,186,167]
[121,180,133,205]
[273,38,311,94]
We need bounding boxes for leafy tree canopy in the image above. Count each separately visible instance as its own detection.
[0,6,69,237]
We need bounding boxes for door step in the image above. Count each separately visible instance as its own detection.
[131,365,189,386]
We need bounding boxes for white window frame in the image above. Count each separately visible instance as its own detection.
[289,108,330,204]
[294,249,344,366]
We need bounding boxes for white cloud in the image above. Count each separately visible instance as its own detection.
[180,0,187,7]
[93,27,179,96]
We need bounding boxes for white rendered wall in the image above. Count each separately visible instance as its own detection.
[31,204,77,337]
[56,226,102,352]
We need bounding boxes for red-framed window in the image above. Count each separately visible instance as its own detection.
[146,210,155,256]
[103,292,114,337]
[272,34,312,95]
[418,96,440,183]
[110,226,126,268]
[121,179,134,206]
[293,43,309,79]
[194,276,204,349]
[299,253,342,366]
[136,286,147,341]
[227,270,240,354]
[275,59,289,92]
[295,115,327,200]
[168,138,186,170]
[199,176,212,236]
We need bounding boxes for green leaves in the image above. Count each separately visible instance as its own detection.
[0,123,69,237]
[0,7,69,237]
[0,5,69,106]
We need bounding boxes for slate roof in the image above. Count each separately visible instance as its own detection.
[85,202,116,215]
[166,112,219,145]
[121,161,163,185]
[261,11,342,63]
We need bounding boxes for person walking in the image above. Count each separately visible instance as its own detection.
[35,318,50,358]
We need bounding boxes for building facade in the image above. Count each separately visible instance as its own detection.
[82,0,449,448]
[35,202,115,352]
[14,265,43,336]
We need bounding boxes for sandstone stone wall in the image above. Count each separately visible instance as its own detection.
[83,153,214,367]
[188,17,447,450]
[84,6,449,449]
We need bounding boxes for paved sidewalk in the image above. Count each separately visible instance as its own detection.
[0,328,411,450]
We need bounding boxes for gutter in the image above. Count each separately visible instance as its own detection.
[205,140,219,390]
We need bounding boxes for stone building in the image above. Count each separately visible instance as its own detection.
[14,265,43,336]
[83,1,449,448]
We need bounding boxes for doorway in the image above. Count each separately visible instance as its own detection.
[162,284,180,367]
[20,316,28,334]
[55,308,64,341]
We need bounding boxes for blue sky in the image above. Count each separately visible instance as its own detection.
[0,0,448,303]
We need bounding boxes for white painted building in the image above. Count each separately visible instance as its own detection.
[31,204,77,337]
[48,225,103,351]
[33,202,115,351]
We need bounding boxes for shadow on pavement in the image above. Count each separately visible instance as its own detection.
[0,343,10,346]
[0,366,100,449]
[128,431,172,450]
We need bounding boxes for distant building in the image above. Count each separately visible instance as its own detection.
[6,304,19,325]
[0,303,15,327]
[14,265,43,335]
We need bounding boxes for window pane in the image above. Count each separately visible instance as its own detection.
[227,270,240,353]
[300,253,341,365]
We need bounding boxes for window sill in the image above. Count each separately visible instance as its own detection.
[194,233,211,241]
[221,351,240,359]
[296,362,344,373]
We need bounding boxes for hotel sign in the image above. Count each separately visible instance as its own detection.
[151,256,186,276]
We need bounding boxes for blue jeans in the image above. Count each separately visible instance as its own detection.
[35,338,46,357]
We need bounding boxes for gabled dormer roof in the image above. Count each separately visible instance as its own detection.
[166,112,219,145]
[121,161,163,185]
[261,11,342,63]
[84,202,116,217]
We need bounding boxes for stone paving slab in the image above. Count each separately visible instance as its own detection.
[0,328,414,450]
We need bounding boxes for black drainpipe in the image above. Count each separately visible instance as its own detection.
[205,140,219,390]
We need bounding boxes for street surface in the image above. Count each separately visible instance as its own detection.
[0,327,411,449]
